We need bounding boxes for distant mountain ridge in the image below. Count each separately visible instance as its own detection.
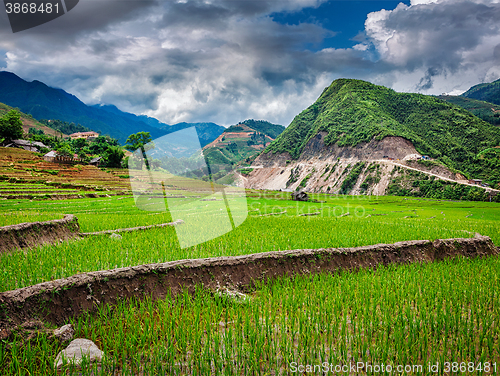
[0,71,224,146]
[462,78,500,105]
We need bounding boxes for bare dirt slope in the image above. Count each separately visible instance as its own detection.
[244,134,497,195]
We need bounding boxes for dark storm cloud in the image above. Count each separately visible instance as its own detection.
[2,0,499,126]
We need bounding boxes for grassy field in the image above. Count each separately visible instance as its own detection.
[0,190,499,374]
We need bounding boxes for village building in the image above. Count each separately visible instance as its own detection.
[89,156,102,166]
[5,139,49,153]
[69,131,99,140]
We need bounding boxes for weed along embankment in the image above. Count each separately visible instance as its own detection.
[0,214,80,253]
[0,234,497,330]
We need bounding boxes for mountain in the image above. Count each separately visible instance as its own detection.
[96,105,224,147]
[203,120,284,166]
[265,79,500,176]
[437,95,500,126]
[462,78,500,105]
[0,72,224,146]
[0,102,67,137]
[245,79,500,195]
[239,119,285,139]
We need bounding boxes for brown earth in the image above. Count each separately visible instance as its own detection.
[0,215,80,254]
[0,234,497,331]
[0,147,131,193]
[244,134,496,194]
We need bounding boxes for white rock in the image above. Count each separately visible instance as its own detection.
[54,338,104,369]
[110,233,122,240]
[53,324,74,342]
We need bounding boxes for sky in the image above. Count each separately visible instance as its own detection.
[1,0,500,127]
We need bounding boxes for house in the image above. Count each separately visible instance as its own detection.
[44,151,81,164]
[69,131,99,140]
[421,155,431,160]
[44,150,57,162]
[89,156,102,166]
[5,139,49,153]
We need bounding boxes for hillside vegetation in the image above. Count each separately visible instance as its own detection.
[204,120,284,167]
[265,79,500,184]
[437,95,500,126]
[462,78,500,105]
[240,119,284,139]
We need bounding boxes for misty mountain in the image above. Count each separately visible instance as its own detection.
[0,71,224,146]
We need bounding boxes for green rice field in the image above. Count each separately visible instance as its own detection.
[0,190,499,374]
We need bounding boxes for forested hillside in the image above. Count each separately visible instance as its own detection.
[437,95,500,126]
[462,78,500,105]
[265,79,500,184]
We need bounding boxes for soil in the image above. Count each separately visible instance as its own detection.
[0,215,80,254]
[0,234,497,331]
[245,134,499,194]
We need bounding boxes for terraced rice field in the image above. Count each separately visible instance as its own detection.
[0,147,131,194]
[0,167,499,374]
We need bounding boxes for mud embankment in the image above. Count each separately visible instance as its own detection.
[0,215,80,253]
[0,235,497,330]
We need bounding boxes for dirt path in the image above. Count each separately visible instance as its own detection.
[373,160,499,193]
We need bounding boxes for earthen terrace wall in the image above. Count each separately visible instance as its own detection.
[0,235,497,331]
[0,214,80,253]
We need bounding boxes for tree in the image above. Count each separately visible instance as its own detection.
[125,132,154,170]
[125,132,153,152]
[0,110,24,142]
[104,146,125,168]
[55,143,73,157]
[71,138,88,152]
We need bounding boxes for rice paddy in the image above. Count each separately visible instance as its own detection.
[0,185,499,374]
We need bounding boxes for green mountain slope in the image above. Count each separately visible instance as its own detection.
[265,79,500,184]
[204,120,284,166]
[462,78,500,105]
[437,95,500,126]
[240,119,285,139]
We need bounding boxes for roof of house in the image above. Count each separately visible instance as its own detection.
[11,139,49,149]
[89,156,102,164]
[70,131,99,137]
[44,151,58,158]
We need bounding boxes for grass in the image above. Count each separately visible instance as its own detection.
[0,192,499,291]
[0,190,499,374]
[1,256,499,375]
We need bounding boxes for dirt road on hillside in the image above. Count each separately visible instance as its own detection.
[374,160,499,193]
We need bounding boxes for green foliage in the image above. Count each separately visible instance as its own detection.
[226,142,238,154]
[462,78,500,106]
[241,119,285,139]
[28,127,44,135]
[55,143,73,157]
[239,168,253,176]
[297,172,313,190]
[40,119,91,135]
[340,162,365,194]
[225,126,244,132]
[103,146,125,168]
[0,110,24,141]
[438,95,500,126]
[125,132,152,152]
[265,79,500,182]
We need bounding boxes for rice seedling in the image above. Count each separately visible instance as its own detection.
[1,255,499,375]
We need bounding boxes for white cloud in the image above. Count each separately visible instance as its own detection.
[1,0,500,128]
[365,0,500,93]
